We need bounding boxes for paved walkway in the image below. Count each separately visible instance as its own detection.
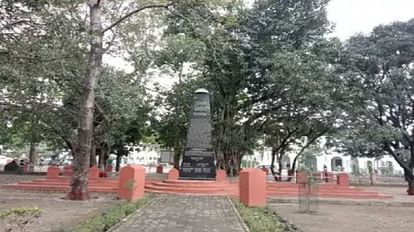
[111,195,246,232]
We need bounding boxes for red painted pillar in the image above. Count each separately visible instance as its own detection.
[216,169,226,182]
[88,166,99,179]
[168,168,179,180]
[239,168,266,207]
[156,165,163,174]
[63,165,73,177]
[296,171,309,184]
[47,166,60,179]
[118,165,146,201]
[337,173,350,187]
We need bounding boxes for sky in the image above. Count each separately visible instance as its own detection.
[327,0,414,40]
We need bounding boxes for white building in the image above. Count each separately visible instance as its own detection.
[123,144,161,166]
[244,147,404,176]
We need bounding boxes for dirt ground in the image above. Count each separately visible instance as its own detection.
[271,203,413,232]
[270,185,414,232]
[0,174,118,232]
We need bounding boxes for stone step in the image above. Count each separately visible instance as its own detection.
[151,181,236,189]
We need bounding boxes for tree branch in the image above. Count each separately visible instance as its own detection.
[102,2,175,34]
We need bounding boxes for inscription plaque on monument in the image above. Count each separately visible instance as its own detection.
[180,88,216,179]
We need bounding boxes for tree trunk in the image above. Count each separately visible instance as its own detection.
[287,154,300,182]
[278,153,284,180]
[270,147,279,181]
[90,138,97,167]
[29,114,38,165]
[66,1,103,201]
[404,168,414,195]
[231,153,241,176]
[173,147,181,170]
[98,144,105,170]
[115,154,121,172]
[408,178,414,195]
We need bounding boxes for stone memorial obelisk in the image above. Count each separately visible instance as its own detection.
[180,88,216,179]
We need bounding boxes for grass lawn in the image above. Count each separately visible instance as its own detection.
[63,194,153,232]
[232,198,286,232]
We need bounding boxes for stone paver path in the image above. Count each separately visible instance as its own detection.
[112,195,246,232]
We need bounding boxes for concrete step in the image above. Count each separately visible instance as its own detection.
[267,192,392,199]
[151,181,236,189]
[145,187,238,195]
[2,183,118,193]
[32,178,119,184]
[11,182,119,188]
[145,184,238,193]
[163,179,230,185]
[146,189,238,197]
[266,188,376,194]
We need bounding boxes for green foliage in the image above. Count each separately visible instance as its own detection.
[232,199,285,232]
[299,148,319,173]
[67,195,152,232]
[0,206,41,231]
[154,0,338,176]
[337,19,414,181]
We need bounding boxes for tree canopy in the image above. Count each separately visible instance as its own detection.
[1,0,414,196]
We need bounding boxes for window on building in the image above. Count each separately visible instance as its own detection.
[331,157,343,171]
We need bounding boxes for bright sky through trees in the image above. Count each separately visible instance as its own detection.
[328,0,414,40]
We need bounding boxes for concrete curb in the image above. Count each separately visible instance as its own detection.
[226,196,251,232]
[268,197,414,207]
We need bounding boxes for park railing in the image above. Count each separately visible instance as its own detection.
[349,174,406,186]
[298,176,320,214]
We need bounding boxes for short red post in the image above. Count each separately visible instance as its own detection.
[239,168,266,207]
[118,165,145,201]
[47,166,60,179]
[63,165,73,176]
[99,166,107,178]
[296,171,309,184]
[168,168,179,180]
[89,166,99,179]
[216,169,226,182]
[156,165,163,174]
[337,173,349,187]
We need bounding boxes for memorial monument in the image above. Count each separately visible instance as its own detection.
[180,88,216,179]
